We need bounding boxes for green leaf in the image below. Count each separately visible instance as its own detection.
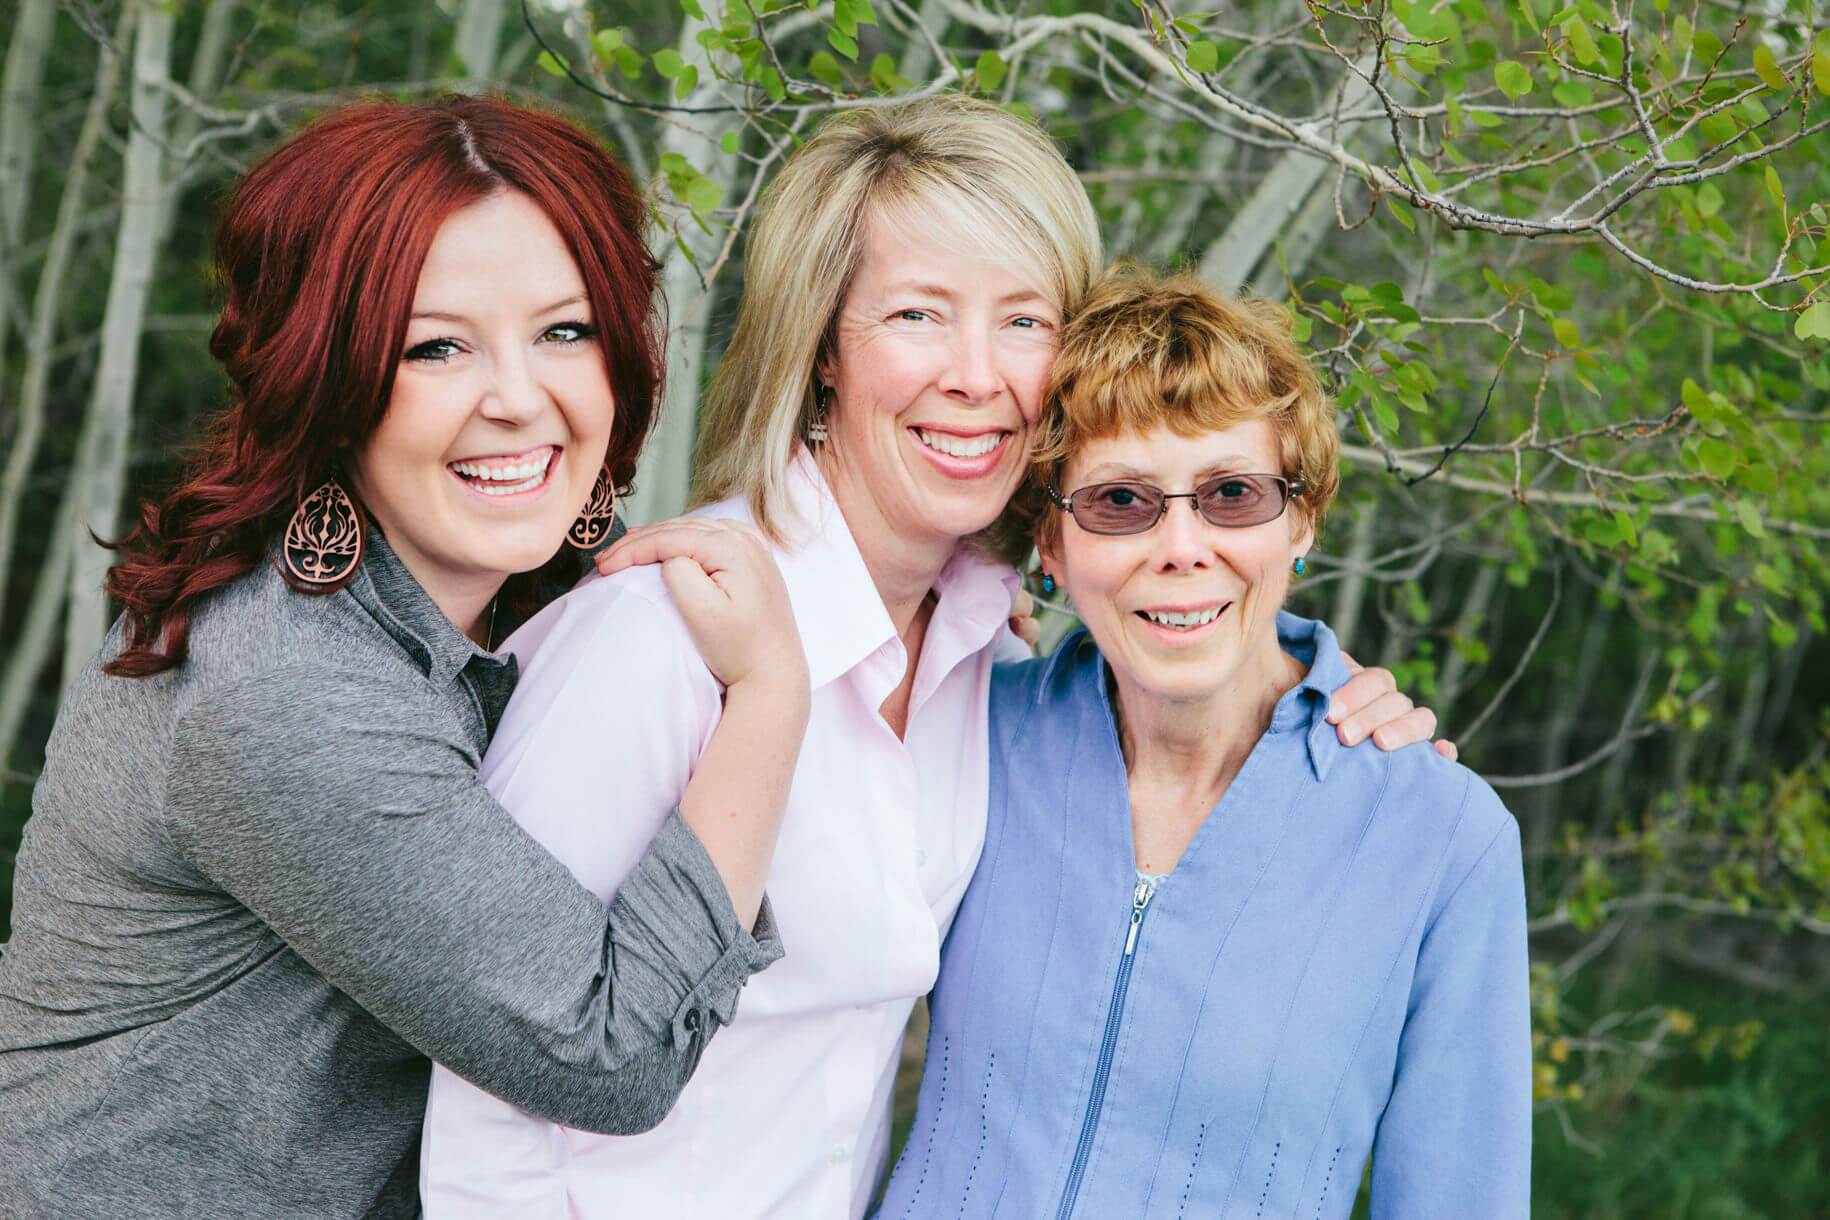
[1681,378,1713,422]
[1764,165,1786,209]
[1794,300,1830,340]
[1613,509,1637,548]
[832,0,859,36]
[1698,437,1738,479]
[1564,18,1599,65]
[612,44,644,79]
[1691,30,1723,61]
[536,50,567,77]
[1752,44,1787,91]
[591,28,624,63]
[1186,40,1219,72]
[720,130,742,155]
[1495,60,1534,98]
[680,0,705,18]
[827,28,858,59]
[1002,100,1035,124]
[1695,181,1724,217]
[1373,395,1400,434]
[1552,317,1581,347]
[975,50,1007,91]
[1468,109,1504,127]
[674,64,699,98]
[685,177,723,216]
[1814,48,1830,95]
[1734,499,1766,538]
[808,50,845,86]
[1552,79,1593,106]
[652,48,685,79]
[761,66,784,100]
[1739,94,1771,123]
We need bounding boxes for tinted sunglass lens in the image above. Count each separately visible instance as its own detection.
[1197,476,1281,526]
[1071,483,1163,533]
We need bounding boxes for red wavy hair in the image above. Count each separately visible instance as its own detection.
[105,95,662,676]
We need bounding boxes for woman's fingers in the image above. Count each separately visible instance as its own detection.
[596,518,766,578]
[1009,588,1041,647]
[1325,664,1396,725]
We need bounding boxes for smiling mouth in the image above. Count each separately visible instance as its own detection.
[913,427,1008,460]
[448,445,559,497]
[1136,604,1229,631]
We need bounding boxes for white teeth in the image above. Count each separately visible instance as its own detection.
[450,449,554,490]
[1142,606,1223,630]
[450,449,553,494]
[916,428,1002,459]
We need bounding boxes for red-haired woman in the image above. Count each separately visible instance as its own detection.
[0,96,807,1220]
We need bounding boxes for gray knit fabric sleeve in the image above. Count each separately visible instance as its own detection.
[162,663,781,1136]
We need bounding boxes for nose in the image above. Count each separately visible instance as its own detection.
[939,324,1001,404]
[1150,496,1214,573]
[479,350,547,425]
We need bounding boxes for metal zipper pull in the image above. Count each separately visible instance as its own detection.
[1124,878,1153,955]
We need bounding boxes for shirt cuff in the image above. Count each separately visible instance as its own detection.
[610,810,784,1048]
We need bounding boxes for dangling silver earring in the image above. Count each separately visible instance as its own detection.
[281,478,364,588]
[568,466,617,549]
[808,384,831,446]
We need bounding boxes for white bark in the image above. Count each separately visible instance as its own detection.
[0,485,77,765]
[628,7,744,526]
[455,0,506,87]
[0,2,131,629]
[154,0,238,249]
[0,0,59,376]
[1433,560,1501,722]
[1198,60,1381,293]
[1327,501,1378,651]
[61,0,174,693]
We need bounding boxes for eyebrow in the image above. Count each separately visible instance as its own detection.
[1079,455,1261,483]
[883,281,1055,310]
[409,293,589,323]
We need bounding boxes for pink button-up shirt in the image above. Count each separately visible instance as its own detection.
[421,454,1024,1218]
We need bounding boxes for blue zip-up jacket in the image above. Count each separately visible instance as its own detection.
[877,613,1530,1219]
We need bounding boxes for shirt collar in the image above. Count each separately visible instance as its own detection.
[343,526,515,694]
[1039,610,1349,782]
[771,449,1019,692]
[1271,609,1349,782]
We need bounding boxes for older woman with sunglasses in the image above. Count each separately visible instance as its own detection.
[879,267,1530,1220]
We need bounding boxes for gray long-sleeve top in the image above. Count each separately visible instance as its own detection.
[0,530,781,1220]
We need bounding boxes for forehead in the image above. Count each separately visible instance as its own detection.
[851,199,1056,306]
[1066,418,1283,482]
[413,190,584,305]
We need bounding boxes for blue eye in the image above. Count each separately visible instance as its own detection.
[1097,487,1140,507]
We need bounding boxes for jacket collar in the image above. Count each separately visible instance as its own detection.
[1039,609,1349,782]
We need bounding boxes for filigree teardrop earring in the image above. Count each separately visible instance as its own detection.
[281,479,364,588]
[568,465,617,550]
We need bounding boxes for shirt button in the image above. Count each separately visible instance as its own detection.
[683,1009,702,1032]
[829,1145,848,1164]
[914,849,928,867]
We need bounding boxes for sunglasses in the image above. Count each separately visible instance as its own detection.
[1050,473,1303,536]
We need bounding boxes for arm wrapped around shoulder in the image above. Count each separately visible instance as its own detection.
[1371,775,1532,1220]
[163,664,779,1135]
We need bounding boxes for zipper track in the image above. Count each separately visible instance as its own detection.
[1055,879,1154,1220]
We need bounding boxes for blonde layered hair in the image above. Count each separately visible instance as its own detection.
[691,93,1102,535]
[993,263,1340,563]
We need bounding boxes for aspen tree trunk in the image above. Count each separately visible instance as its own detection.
[154,0,238,250]
[1327,501,1378,651]
[628,6,743,526]
[60,0,174,694]
[0,5,131,756]
[455,0,505,87]
[0,0,59,385]
[1197,60,1382,293]
[1434,561,1501,723]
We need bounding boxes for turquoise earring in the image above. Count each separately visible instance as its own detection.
[1292,557,1307,576]
[1040,573,1056,595]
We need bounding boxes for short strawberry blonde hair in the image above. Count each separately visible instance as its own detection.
[992,263,1339,563]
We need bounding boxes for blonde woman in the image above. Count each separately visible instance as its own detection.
[421,96,1438,1218]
